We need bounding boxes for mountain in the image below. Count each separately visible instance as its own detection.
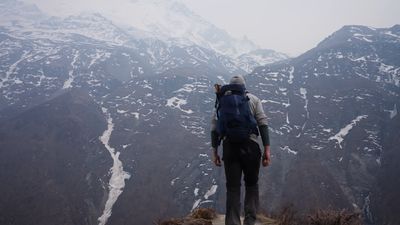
[244,24,400,225]
[0,1,231,224]
[0,90,108,225]
[1,1,399,225]
[50,0,259,57]
[236,49,290,73]
[94,0,290,64]
[15,0,289,68]
[0,0,249,117]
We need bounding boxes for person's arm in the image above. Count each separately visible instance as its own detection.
[259,124,271,167]
[211,110,222,167]
[252,96,271,167]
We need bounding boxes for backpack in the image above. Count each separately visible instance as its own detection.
[215,84,258,142]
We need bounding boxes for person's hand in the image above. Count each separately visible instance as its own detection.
[262,146,271,167]
[212,148,222,167]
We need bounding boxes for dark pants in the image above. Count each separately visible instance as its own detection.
[223,139,261,225]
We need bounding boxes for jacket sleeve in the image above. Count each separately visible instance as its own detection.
[251,94,268,126]
[258,125,270,146]
[249,94,270,146]
[210,109,220,148]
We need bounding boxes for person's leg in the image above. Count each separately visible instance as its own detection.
[242,140,261,225]
[223,140,242,225]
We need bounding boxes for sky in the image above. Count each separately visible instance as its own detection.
[22,0,400,56]
[182,0,400,56]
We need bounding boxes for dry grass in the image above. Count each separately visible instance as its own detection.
[158,207,362,225]
[190,208,218,220]
[271,205,302,225]
[157,208,216,225]
[157,218,212,225]
[307,209,363,225]
[157,218,185,225]
[269,206,363,225]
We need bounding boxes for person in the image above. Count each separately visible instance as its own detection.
[211,75,271,225]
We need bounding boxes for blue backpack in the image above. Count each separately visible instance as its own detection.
[215,84,258,142]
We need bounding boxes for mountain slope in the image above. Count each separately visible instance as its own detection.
[0,90,108,225]
[245,24,400,224]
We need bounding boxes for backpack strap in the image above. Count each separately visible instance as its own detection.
[214,84,221,109]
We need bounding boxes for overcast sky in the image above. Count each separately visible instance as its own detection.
[182,0,400,56]
[23,0,400,56]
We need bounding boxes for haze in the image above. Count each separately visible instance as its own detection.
[22,0,400,56]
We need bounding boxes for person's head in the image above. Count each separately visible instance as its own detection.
[229,75,246,86]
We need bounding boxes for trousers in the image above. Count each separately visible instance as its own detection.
[223,139,261,225]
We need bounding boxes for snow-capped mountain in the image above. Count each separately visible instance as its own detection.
[46,0,260,57]
[16,0,288,68]
[109,0,289,65]
[245,24,400,225]
[1,1,400,225]
[0,0,287,76]
[236,48,290,73]
[0,0,252,115]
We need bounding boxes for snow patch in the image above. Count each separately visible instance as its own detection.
[122,144,131,149]
[286,112,290,124]
[353,33,373,42]
[300,88,309,118]
[171,177,180,186]
[280,146,297,155]
[88,50,110,69]
[192,199,201,211]
[296,87,309,137]
[98,107,131,225]
[384,104,397,119]
[0,51,30,88]
[328,115,368,149]
[288,66,294,84]
[174,84,195,93]
[217,75,227,84]
[204,185,218,199]
[262,99,290,107]
[379,63,400,86]
[385,31,400,39]
[166,97,194,114]
[63,51,79,89]
[389,104,397,119]
[131,112,140,119]
[117,109,128,114]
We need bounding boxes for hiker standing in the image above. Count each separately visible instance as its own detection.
[211,75,271,225]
